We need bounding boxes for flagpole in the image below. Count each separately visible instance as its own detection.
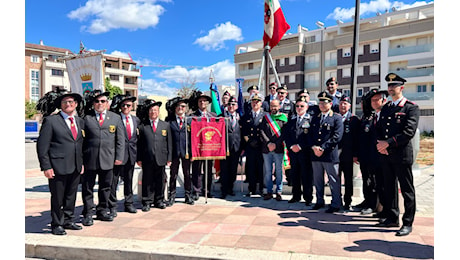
[257,50,266,91]
[267,49,282,88]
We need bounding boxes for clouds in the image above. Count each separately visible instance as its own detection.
[194,22,243,51]
[68,0,167,34]
[139,78,178,98]
[326,0,433,21]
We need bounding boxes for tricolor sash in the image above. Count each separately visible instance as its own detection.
[264,114,291,169]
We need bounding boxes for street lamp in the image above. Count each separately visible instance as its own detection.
[316,21,324,92]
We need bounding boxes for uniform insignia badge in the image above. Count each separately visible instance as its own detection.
[364,125,370,132]
[109,125,116,133]
[81,130,85,137]
[162,129,167,136]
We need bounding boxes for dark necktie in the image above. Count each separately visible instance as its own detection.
[126,116,132,140]
[69,117,77,140]
[179,117,183,129]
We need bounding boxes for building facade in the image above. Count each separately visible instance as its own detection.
[234,3,434,131]
[25,42,140,102]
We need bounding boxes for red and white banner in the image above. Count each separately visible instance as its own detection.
[191,117,226,160]
[263,0,291,50]
[66,54,104,95]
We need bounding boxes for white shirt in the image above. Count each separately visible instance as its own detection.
[60,111,78,133]
[97,110,106,121]
[391,96,404,106]
[150,118,158,129]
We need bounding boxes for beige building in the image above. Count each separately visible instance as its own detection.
[25,41,140,102]
[234,3,434,131]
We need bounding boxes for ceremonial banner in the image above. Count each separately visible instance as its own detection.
[66,55,103,95]
[191,117,226,160]
[236,78,244,116]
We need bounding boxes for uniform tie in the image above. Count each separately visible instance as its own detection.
[179,116,183,129]
[69,117,77,140]
[126,116,132,140]
[98,113,104,126]
[152,121,157,132]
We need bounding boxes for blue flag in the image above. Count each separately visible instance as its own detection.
[236,78,244,116]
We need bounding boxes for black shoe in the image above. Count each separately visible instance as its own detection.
[396,226,412,236]
[192,194,199,201]
[51,226,66,235]
[360,208,373,215]
[220,193,227,199]
[373,212,385,218]
[81,216,93,226]
[354,201,367,209]
[304,201,311,206]
[142,204,151,212]
[376,219,399,227]
[325,206,340,213]
[63,223,82,230]
[312,203,324,210]
[343,204,351,211]
[245,192,254,197]
[154,202,166,209]
[185,198,195,205]
[125,205,137,213]
[288,198,300,203]
[206,193,213,198]
[228,191,235,196]
[109,208,117,218]
[96,213,114,222]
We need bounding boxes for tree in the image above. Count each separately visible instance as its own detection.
[176,76,198,98]
[105,77,123,98]
[25,100,37,119]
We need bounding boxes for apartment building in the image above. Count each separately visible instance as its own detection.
[25,41,140,102]
[234,3,434,131]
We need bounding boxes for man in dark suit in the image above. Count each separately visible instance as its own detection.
[240,93,266,196]
[282,97,313,205]
[137,99,172,211]
[81,90,125,226]
[376,73,420,236]
[243,85,259,116]
[37,91,84,235]
[310,91,344,213]
[191,93,218,199]
[108,94,140,216]
[297,89,320,118]
[325,77,342,113]
[337,95,360,211]
[219,96,242,199]
[167,97,194,205]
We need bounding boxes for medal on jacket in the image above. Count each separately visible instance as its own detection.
[162,129,167,136]
[109,125,116,133]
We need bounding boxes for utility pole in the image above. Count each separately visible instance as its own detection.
[350,0,360,114]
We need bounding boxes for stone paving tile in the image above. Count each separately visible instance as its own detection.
[211,223,250,235]
[181,222,218,233]
[200,233,241,248]
[245,225,280,237]
[271,237,311,254]
[235,235,275,250]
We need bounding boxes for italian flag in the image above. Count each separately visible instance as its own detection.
[263,0,290,50]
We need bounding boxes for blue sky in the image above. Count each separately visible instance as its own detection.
[25,0,433,98]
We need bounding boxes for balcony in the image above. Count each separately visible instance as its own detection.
[404,92,433,101]
[388,43,433,57]
[305,61,319,70]
[325,59,337,67]
[304,80,320,89]
[105,67,140,77]
[238,67,261,77]
[395,67,434,78]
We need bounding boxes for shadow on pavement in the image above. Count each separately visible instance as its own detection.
[345,239,434,259]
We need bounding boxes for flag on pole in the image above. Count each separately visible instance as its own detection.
[209,83,222,114]
[236,78,244,116]
[79,41,86,54]
[263,0,290,50]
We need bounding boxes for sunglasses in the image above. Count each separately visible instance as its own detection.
[327,83,336,86]
[178,104,187,108]
[121,104,132,108]
[296,105,306,108]
[229,103,238,106]
[270,87,276,90]
[94,99,107,104]
[61,100,75,105]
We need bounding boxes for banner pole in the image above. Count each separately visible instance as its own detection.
[205,159,208,204]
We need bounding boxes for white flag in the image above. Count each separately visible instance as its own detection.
[66,55,103,95]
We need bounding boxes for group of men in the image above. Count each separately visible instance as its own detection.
[37,72,419,237]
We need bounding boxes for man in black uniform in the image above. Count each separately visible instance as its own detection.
[297,89,320,117]
[219,96,242,199]
[325,77,342,113]
[109,94,140,216]
[282,96,313,205]
[337,95,360,210]
[376,73,420,236]
[241,93,266,196]
[37,91,84,235]
[167,97,194,205]
[243,85,259,116]
[276,85,295,117]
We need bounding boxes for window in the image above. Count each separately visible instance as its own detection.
[248,63,254,70]
[289,74,295,83]
[343,47,351,57]
[51,69,64,76]
[343,89,350,96]
[370,64,379,75]
[357,88,363,97]
[280,58,285,66]
[431,84,434,92]
[31,55,40,63]
[342,68,351,78]
[370,43,379,53]
[105,63,112,68]
[30,70,40,102]
[358,66,364,76]
[417,85,427,92]
[289,56,296,65]
[110,74,120,81]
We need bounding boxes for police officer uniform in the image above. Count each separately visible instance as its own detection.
[325,77,342,113]
[376,73,420,236]
[243,85,259,116]
[240,93,266,196]
[277,85,295,117]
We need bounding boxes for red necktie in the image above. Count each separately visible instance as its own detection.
[98,113,104,126]
[69,117,77,140]
[126,116,132,140]
[152,121,157,132]
[179,117,183,129]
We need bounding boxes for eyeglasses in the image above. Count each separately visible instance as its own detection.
[61,100,75,105]
[327,83,336,86]
[278,92,287,95]
[178,105,187,108]
[270,87,276,90]
[121,104,132,108]
[94,99,107,104]
[295,105,306,108]
[229,103,238,106]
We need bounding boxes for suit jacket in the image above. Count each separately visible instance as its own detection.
[260,113,287,154]
[240,110,266,150]
[220,111,242,153]
[338,111,360,162]
[309,110,344,163]
[279,99,295,118]
[120,114,140,165]
[83,110,125,171]
[137,119,172,166]
[358,113,379,164]
[282,114,311,153]
[376,97,420,164]
[169,116,192,159]
[37,113,84,175]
